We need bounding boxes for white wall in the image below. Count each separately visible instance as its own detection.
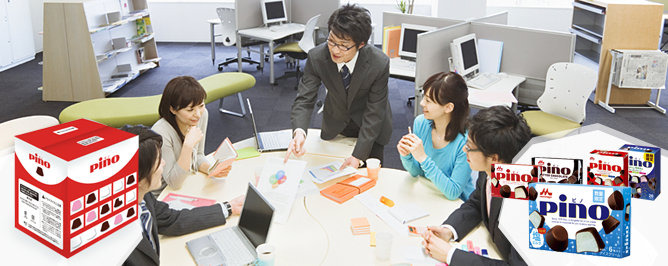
[25,0,575,53]
[28,0,43,52]
[487,5,573,33]
[433,0,486,20]
[149,1,233,42]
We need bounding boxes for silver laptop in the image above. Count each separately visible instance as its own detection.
[186,183,274,266]
[246,98,292,152]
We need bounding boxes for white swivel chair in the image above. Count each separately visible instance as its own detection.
[216,7,262,72]
[274,14,321,88]
[521,62,598,137]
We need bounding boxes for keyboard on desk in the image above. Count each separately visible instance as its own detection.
[390,57,416,72]
[210,228,255,265]
[467,73,503,90]
[269,23,303,32]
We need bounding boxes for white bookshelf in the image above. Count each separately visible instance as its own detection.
[43,0,160,102]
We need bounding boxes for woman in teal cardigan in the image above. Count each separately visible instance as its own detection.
[397,72,474,200]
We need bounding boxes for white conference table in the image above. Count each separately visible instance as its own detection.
[0,152,142,265]
[237,24,305,85]
[499,124,668,266]
[158,129,501,265]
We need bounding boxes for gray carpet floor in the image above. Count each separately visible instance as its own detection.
[1,42,667,170]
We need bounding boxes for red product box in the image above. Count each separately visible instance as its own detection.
[490,163,541,200]
[587,150,628,187]
[14,119,138,258]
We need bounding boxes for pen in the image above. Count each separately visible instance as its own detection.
[408,126,412,134]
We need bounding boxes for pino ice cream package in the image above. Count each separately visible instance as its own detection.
[620,144,661,200]
[14,119,138,258]
[531,157,583,184]
[490,163,541,200]
[528,183,631,258]
[587,150,628,187]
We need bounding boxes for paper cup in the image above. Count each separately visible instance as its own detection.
[375,232,393,261]
[256,243,275,266]
[366,158,381,179]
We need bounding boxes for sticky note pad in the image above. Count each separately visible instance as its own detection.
[461,244,468,252]
[235,147,261,160]
[481,249,489,257]
[370,232,376,246]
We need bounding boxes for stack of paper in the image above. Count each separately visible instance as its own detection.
[350,217,370,235]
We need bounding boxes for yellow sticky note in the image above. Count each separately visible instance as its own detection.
[370,232,376,247]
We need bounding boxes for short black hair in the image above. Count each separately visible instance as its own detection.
[327,3,372,46]
[120,125,163,186]
[468,106,531,163]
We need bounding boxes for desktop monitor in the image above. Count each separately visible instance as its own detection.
[398,23,436,59]
[261,0,288,25]
[450,33,479,78]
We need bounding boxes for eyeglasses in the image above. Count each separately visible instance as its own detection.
[464,143,481,153]
[326,38,356,51]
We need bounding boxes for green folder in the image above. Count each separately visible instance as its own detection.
[235,147,261,160]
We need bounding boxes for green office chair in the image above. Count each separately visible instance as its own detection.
[274,14,320,88]
[521,62,598,137]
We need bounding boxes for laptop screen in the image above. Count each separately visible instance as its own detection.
[238,183,274,248]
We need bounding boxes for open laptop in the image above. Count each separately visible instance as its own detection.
[246,98,292,152]
[186,183,275,265]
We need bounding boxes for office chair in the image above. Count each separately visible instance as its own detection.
[216,7,262,71]
[274,14,321,88]
[520,62,598,137]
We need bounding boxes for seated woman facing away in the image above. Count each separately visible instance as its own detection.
[121,125,243,266]
[397,72,474,201]
[151,76,230,195]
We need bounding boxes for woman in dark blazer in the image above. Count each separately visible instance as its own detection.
[122,125,244,266]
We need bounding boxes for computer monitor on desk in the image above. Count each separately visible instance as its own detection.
[398,23,436,60]
[261,0,288,25]
[450,33,479,79]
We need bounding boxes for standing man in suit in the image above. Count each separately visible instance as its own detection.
[285,4,392,168]
[421,106,530,266]
[121,125,244,266]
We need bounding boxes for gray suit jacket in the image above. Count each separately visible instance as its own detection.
[123,193,226,266]
[291,44,392,160]
[444,172,527,266]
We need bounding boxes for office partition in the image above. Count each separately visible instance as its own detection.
[382,12,462,30]
[235,0,264,29]
[414,21,575,115]
[290,0,339,29]
[472,11,508,24]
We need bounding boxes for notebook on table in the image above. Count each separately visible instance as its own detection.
[246,98,291,152]
[186,183,275,265]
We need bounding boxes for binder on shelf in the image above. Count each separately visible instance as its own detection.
[320,175,376,204]
[382,26,401,58]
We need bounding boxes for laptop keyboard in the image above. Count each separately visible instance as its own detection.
[259,131,291,149]
[467,73,503,90]
[210,228,255,265]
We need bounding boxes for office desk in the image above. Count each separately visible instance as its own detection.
[158,129,500,265]
[0,153,142,266]
[467,74,524,111]
[237,23,305,85]
[499,124,668,266]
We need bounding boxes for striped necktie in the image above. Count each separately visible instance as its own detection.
[341,65,351,92]
[139,202,156,250]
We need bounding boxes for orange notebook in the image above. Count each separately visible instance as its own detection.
[320,175,376,204]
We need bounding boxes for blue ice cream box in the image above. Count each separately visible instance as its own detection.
[528,183,631,258]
